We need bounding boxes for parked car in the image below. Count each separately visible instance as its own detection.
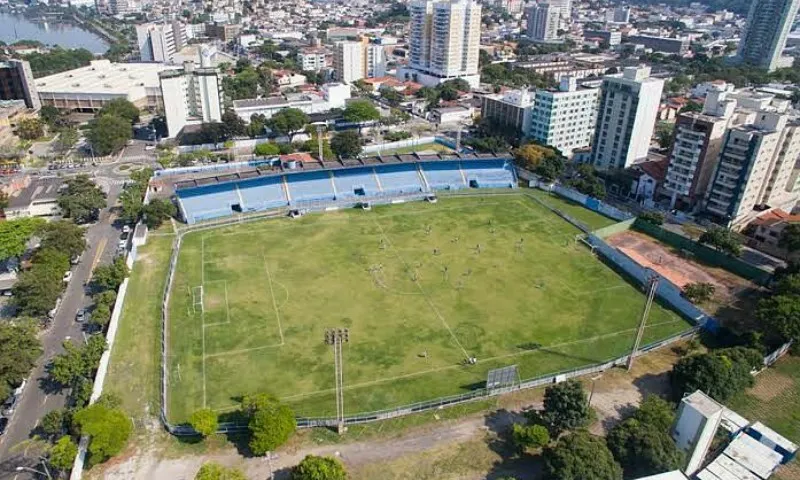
[76,308,87,323]
[62,271,73,283]
[0,416,8,435]
[122,225,131,234]
[71,254,81,265]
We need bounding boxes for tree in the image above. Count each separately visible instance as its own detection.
[48,335,107,388]
[40,220,86,260]
[536,156,565,182]
[90,290,117,327]
[246,396,296,455]
[266,108,309,142]
[222,110,247,139]
[58,175,107,224]
[379,86,404,107]
[638,212,664,226]
[87,114,132,156]
[73,403,132,465]
[541,379,592,435]
[0,217,46,261]
[195,462,247,480]
[682,282,716,303]
[513,143,558,171]
[543,431,622,480]
[0,319,41,401]
[606,397,683,479]
[779,223,800,253]
[12,258,65,317]
[655,123,675,149]
[142,198,177,229]
[41,409,67,439]
[330,130,362,158]
[512,423,550,451]
[16,118,44,140]
[343,100,380,126]
[699,227,742,257]
[291,455,347,480]
[98,99,140,124]
[568,164,606,198]
[670,347,762,402]
[190,408,219,437]
[91,257,129,292]
[756,294,800,343]
[254,142,281,156]
[49,435,78,472]
[39,105,62,127]
[53,127,79,157]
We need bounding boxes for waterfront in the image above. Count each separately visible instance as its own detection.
[0,12,108,53]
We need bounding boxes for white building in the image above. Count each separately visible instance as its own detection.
[366,45,387,79]
[160,61,222,138]
[299,49,328,72]
[673,391,724,476]
[526,3,561,43]
[136,22,187,63]
[398,0,481,88]
[589,66,665,170]
[547,0,571,24]
[232,83,350,121]
[529,76,600,158]
[481,89,535,135]
[334,41,364,84]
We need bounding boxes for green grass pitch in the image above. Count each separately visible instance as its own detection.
[165,193,692,423]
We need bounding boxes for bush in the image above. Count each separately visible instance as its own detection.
[245,396,296,455]
[190,408,219,437]
[512,423,550,451]
[543,431,622,480]
[291,455,347,480]
[49,436,78,471]
[682,282,716,303]
[73,403,132,465]
[254,142,280,156]
[699,227,742,257]
[195,462,247,480]
[541,379,592,435]
[638,212,664,226]
[671,347,762,402]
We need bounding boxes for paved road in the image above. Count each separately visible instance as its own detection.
[0,148,155,479]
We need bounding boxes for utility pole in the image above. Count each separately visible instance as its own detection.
[455,128,462,152]
[627,276,659,371]
[325,328,349,433]
[316,124,325,162]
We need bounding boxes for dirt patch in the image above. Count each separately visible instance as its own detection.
[749,372,795,402]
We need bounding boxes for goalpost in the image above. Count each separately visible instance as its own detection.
[192,285,205,314]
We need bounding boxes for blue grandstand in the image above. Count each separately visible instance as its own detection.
[174,155,517,224]
[420,161,467,191]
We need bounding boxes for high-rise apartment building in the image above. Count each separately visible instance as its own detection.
[0,60,40,110]
[400,0,481,88]
[298,49,328,72]
[528,77,600,158]
[333,41,364,84]
[663,85,737,210]
[366,45,387,78]
[526,3,561,42]
[547,0,571,22]
[481,89,535,135]
[737,0,800,71]
[589,66,664,170]
[160,59,222,138]
[136,22,188,63]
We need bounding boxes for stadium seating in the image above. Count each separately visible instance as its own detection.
[287,170,335,204]
[376,164,424,195]
[333,167,382,199]
[460,160,515,188]
[420,161,467,191]
[238,176,288,212]
[178,183,241,223]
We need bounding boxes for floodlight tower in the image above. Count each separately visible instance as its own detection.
[627,275,659,371]
[325,327,349,433]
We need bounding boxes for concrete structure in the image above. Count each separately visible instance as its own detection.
[366,44,387,79]
[590,66,664,170]
[738,0,800,71]
[334,41,364,84]
[480,89,535,136]
[160,61,222,138]
[704,110,800,230]
[232,83,350,121]
[430,105,474,125]
[526,3,561,43]
[529,76,600,158]
[609,6,630,23]
[749,209,800,259]
[35,60,178,112]
[514,57,608,82]
[663,85,737,210]
[583,29,622,47]
[673,391,725,476]
[0,100,30,147]
[627,35,690,55]
[299,49,328,71]
[547,0,571,21]
[0,60,40,110]
[5,177,64,219]
[400,0,481,88]
[136,22,187,63]
[108,0,135,15]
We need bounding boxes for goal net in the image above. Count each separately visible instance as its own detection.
[192,285,204,314]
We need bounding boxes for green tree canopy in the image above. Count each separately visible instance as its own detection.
[291,455,347,480]
[756,294,800,344]
[48,335,107,388]
[39,220,86,260]
[142,198,177,229]
[73,403,132,465]
[682,282,716,303]
[40,408,68,439]
[541,379,592,435]
[638,212,664,226]
[58,175,107,224]
[244,395,296,455]
[670,347,762,402]
[39,105,62,127]
[0,319,41,401]
[195,462,247,480]
[190,408,219,437]
[512,423,550,452]
[49,435,78,472]
[16,117,45,140]
[543,431,622,480]
[91,257,129,292]
[699,227,742,257]
[98,98,140,124]
[330,130,363,159]
[513,143,558,171]
[0,217,46,261]
[87,114,132,156]
[254,142,281,156]
[779,224,800,253]
[267,108,310,142]
[343,100,380,125]
[536,155,565,182]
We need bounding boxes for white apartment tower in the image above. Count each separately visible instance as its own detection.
[547,0,571,23]
[366,45,387,78]
[160,58,222,138]
[738,0,800,72]
[589,66,664,170]
[526,3,561,42]
[402,0,481,88]
[528,77,600,158]
[334,41,364,84]
[136,22,188,63]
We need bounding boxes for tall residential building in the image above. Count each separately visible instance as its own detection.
[526,3,561,42]
[0,60,40,110]
[737,0,800,71]
[400,0,481,88]
[609,6,630,23]
[109,0,135,15]
[589,66,664,170]
[547,0,571,22]
[333,41,364,84]
[136,22,187,63]
[298,49,328,72]
[160,59,222,138]
[366,45,387,79]
[528,77,600,158]
[481,89,535,135]
[663,85,737,210]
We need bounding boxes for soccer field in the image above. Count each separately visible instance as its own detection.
[166,193,692,423]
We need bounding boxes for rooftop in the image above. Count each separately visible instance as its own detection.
[35,60,180,95]
[8,177,64,210]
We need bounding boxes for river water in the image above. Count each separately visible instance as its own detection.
[0,12,109,54]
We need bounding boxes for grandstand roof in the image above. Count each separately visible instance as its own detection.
[173,152,513,191]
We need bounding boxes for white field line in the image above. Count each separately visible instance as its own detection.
[262,253,286,346]
[204,342,285,358]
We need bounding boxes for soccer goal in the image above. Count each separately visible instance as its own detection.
[192,285,204,314]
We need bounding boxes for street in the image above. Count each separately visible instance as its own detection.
[0,148,154,479]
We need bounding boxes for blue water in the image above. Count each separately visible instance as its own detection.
[0,12,108,54]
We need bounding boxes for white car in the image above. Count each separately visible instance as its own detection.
[62,271,73,283]
[122,225,131,234]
